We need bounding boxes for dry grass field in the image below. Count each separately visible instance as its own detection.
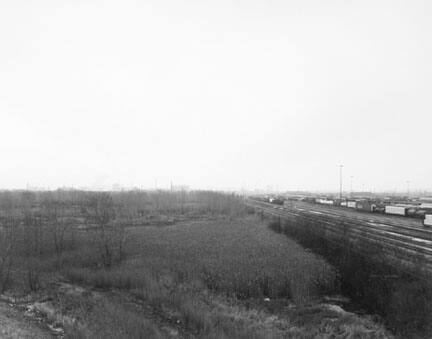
[0,191,391,338]
[60,217,389,338]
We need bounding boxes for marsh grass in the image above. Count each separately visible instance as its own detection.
[64,216,336,302]
[58,216,386,338]
[0,190,391,338]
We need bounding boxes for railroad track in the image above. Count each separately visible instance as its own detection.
[247,199,432,273]
[291,200,429,231]
[250,200,432,240]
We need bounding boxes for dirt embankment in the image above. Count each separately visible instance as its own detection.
[0,282,182,339]
[0,301,53,339]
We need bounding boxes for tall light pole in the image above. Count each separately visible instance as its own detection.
[339,165,344,200]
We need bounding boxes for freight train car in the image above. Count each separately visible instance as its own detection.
[315,198,334,205]
[420,203,432,209]
[301,197,317,203]
[347,201,357,209]
[269,197,284,205]
[424,215,432,227]
[356,201,376,212]
[385,205,407,216]
[374,206,386,213]
[406,208,429,219]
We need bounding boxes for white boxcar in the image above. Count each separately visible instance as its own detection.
[420,203,432,209]
[385,205,407,216]
[347,201,357,208]
[424,215,432,227]
[316,198,333,205]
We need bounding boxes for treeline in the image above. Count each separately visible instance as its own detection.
[0,189,246,217]
[0,189,246,293]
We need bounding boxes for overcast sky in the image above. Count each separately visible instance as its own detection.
[0,0,431,192]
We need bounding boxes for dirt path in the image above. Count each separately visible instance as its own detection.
[0,302,52,339]
[1,282,185,339]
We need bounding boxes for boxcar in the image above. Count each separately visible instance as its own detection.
[424,214,432,227]
[385,205,407,216]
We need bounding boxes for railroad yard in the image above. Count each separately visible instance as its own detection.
[247,194,432,337]
[247,196,432,276]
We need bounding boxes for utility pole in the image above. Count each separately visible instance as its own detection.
[350,176,354,198]
[406,180,410,198]
[339,165,344,200]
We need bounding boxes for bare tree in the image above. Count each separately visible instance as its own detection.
[0,216,19,293]
[85,193,125,267]
[41,195,71,256]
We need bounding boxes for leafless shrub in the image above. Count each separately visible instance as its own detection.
[41,195,73,256]
[84,193,126,267]
[0,216,19,293]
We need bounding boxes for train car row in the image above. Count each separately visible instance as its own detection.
[256,195,431,227]
[293,197,432,227]
[250,196,285,205]
[250,195,432,227]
